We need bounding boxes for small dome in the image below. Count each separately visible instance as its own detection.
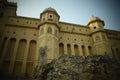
[43,7,57,13]
[87,16,104,26]
[88,16,101,23]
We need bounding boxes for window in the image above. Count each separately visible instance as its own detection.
[43,18,45,21]
[49,15,52,18]
[49,14,53,20]
[93,26,96,29]
[96,36,100,41]
[47,27,52,34]
[34,34,36,36]
[13,32,16,34]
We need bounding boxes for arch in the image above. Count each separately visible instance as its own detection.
[0,37,8,59]
[82,45,85,56]
[67,44,71,55]
[27,40,37,61]
[47,27,52,34]
[5,38,16,60]
[59,43,64,55]
[74,45,79,55]
[95,36,100,41]
[16,39,27,60]
[88,46,92,54]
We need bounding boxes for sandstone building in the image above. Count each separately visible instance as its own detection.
[0,0,120,78]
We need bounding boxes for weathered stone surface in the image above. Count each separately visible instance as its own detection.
[34,54,120,80]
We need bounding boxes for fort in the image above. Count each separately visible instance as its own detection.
[0,0,120,78]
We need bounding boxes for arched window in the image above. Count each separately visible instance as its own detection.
[16,39,27,60]
[28,40,37,61]
[74,45,79,55]
[47,27,52,34]
[82,45,85,56]
[96,36,100,41]
[59,43,64,55]
[88,46,92,54]
[5,38,16,60]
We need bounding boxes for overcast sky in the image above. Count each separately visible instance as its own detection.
[8,0,120,31]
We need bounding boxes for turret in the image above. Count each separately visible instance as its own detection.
[87,16,105,32]
[40,7,60,24]
[87,16,109,55]
[38,7,60,63]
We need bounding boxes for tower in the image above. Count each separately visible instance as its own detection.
[87,16,110,55]
[38,7,60,63]
[87,16,105,32]
[0,0,17,40]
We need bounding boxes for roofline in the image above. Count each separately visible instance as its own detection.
[59,21,89,28]
[8,16,40,21]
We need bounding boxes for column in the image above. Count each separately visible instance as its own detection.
[0,38,9,69]
[71,44,75,55]
[64,43,67,54]
[79,45,83,56]
[34,44,39,67]
[8,39,19,75]
[85,45,89,56]
[21,40,30,76]
[0,36,4,51]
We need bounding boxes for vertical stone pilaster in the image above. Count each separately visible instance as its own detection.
[21,40,30,77]
[64,43,67,54]
[0,38,9,69]
[34,44,39,67]
[85,45,89,56]
[79,45,83,56]
[0,36,4,51]
[8,39,19,75]
[71,44,75,55]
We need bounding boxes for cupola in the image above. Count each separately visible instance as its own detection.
[40,7,60,24]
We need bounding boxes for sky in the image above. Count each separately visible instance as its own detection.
[8,0,120,31]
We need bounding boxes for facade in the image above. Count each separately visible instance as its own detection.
[0,0,120,78]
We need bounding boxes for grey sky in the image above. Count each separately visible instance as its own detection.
[8,0,120,30]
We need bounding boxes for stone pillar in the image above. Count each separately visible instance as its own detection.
[71,44,75,55]
[0,36,4,51]
[34,44,39,67]
[64,43,67,54]
[8,39,19,75]
[0,38,9,69]
[85,45,89,56]
[79,45,83,56]
[21,40,30,76]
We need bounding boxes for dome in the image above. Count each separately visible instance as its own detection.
[88,16,101,23]
[43,7,57,13]
[87,16,104,26]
